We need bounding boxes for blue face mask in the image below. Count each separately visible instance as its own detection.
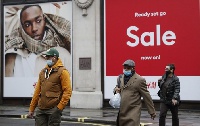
[123,69,132,76]
[46,60,53,66]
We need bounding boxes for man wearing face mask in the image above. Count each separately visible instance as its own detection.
[27,48,72,126]
[114,59,156,126]
[158,64,180,126]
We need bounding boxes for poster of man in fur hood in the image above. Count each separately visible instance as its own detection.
[4,1,72,97]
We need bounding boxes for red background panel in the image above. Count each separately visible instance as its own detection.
[105,0,200,76]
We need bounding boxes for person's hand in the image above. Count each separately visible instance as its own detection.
[27,111,34,118]
[150,113,156,120]
[172,99,178,105]
[115,87,121,93]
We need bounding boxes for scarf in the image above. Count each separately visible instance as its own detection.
[5,13,71,54]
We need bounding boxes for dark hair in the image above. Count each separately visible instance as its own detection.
[167,63,175,73]
[20,4,42,24]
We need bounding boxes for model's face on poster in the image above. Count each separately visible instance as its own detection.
[21,6,46,40]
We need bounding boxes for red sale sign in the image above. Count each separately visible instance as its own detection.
[104,0,200,100]
[105,0,200,76]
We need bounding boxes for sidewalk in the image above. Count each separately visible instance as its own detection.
[0,105,200,126]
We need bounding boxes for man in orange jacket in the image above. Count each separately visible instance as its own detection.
[28,48,72,126]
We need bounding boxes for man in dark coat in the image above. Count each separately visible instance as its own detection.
[158,63,180,126]
[114,59,156,126]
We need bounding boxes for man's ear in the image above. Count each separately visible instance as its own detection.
[54,57,58,60]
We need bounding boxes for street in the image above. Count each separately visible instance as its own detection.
[0,117,114,126]
[1,105,200,126]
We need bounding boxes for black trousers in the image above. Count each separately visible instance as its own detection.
[159,102,179,126]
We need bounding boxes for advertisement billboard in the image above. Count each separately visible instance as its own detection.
[3,1,72,97]
[104,0,200,100]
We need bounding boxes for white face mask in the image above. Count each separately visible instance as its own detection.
[46,60,53,66]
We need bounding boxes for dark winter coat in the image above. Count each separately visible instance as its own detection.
[158,74,180,105]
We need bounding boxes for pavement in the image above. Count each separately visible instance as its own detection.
[0,105,200,126]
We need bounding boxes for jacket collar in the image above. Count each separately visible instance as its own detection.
[121,73,139,89]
